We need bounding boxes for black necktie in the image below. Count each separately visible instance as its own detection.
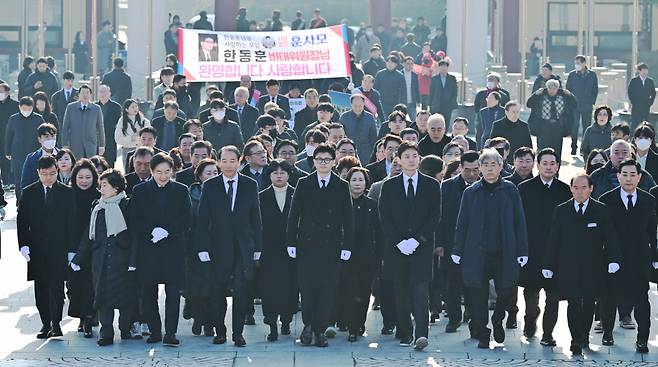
[82,105,87,111]
[65,90,70,101]
[577,202,584,215]
[544,183,550,190]
[238,106,243,123]
[227,180,234,210]
[44,187,52,207]
[321,179,326,189]
[627,194,634,211]
[407,178,414,201]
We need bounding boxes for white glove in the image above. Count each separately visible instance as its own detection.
[347,82,355,91]
[70,262,81,272]
[20,246,30,261]
[406,238,420,253]
[197,251,211,262]
[127,266,136,272]
[653,262,658,270]
[0,207,5,220]
[542,269,553,279]
[287,246,297,259]
[517,256,528,267]
[67,252,76,263]
[151,227,169,243]
[451,254,461,264]
[396,240,412,256]
[608,262,620,274]
[253,252,261,261]
[340,250,351,261]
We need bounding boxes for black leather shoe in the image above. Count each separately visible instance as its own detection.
[37,324,51,339]
[77,320,84,333]
[430,312,440,324]
[540,336,557,346]
[636,341,649,354]
[233,334,246,347]
[163,334,180,347]
[571,147,578,156]
[602,333,614,346]
[192,319,202,336]
[381,326,394,335]
[212,335,227,344]
[399,336,413,347]
[97,337,113,346]
[314,333,328,347]
[244,314,256,325]
[300,325,313,346]
[523,323,537,338]
[492,322,505,343]
[203,325,214,337]
[146,334,162,344]
[48,324,63,338]
[281,323,291,335]
[83,318,93,338]
[477,339,489,349]
[445,321,460,333]
[570,342,582,355]
[267,324,278,342]
[348,333,357,342]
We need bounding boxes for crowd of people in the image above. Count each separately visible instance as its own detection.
[2,8,658,358]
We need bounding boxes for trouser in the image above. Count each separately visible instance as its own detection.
[142,282,181,336]
[380,279,397,329]
[601,285,650,343]
[34,279,64,327]
[465,254,514,341]
[567,295,596,345]
[11,157,24,201]
[211,265,249,337]
[631,109,650,131]
[98,306,132,339]
[244,263,260,317]
[345,271,373,334]
[429,255,445,315]
[300,284,335,335]
[394,278,429,340]
[572,108,592,150]
[444,258,465,324]
[406,102,417,122]
[523,287,560,337]
[0,154,11,184]
[189,82,203,117]
[437,108,454,123]
[538,124,564,161]
[188,296,214,326]
[506,288,519,321]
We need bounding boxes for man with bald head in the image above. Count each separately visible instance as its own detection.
[590,139,656,198]
[418,113,451,156]
[96,84,121,166]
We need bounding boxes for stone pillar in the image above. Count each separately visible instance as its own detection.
[502,0,520,72]
[446,0,489,87]
[369,0,391,28]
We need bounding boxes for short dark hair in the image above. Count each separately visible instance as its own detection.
[139,126,158,139]
[305,129,327,144]
[396,141,419,157]
[460,150,480,164]
[164,101,179,110]
[419,155,444,177]
[209,99,226,110]
[383,134,403,149]
[160,67,175,77]
[265,158,293,177]
[55,148,77,164]
[392,104,408,116]
[313,143,336,160]
[178,132,195,144]
[219,145,241,160]
[611,122,631,136]
[191,140,213,156]
[400,128,419,140]
[453,117,469,127]
[637,62,649,71]
[504,100,519,111]
[209,90,224,100]
[0,83,9,92]
[346,166,371,189]
[267,107,286,119]
[387,55,400,64]
[336,138,356,151]
[328,122,343,131]
[19,96,34,106]
[22,56,34,69]
[38,155,57,170]
[265,79,280,87]
[113,57,124,68]
[336,155,361,173]
[37,123,57,136]
[63,71,75,80]
[257,115,277,129]
[194,158,218,182]
[275,139,298,154]
[99,169,127,193]
[163,89,177,98]
[594,105,613,123]
[173,74,186,84]
[183,119,202,132]
[486,137,510,151]
[317,102,335,113]
[319,94,332,103]
[134,146,154,159]
[570,172,593,186]
[150,152,174,170]
[536,147,559,163]
[79,84,92,93]
[90,155,110,173]
[633,123,656,142]
[513,146,535,160]
[442,142,464,156]
[70,158,99,189]
[388,110,406,122]
[619,159,642,174]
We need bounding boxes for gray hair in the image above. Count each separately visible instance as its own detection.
[234,86,249,97]
[487,72,501,82]
[98,84,111,92]
[478,148,503,166]
[546,79,560,88]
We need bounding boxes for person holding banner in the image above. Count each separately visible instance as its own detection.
[257,80,291,120]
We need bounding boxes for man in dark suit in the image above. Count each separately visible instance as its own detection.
[96,84,122,167]
[293,89,320,140]
[125,147,153,195]
[437,151,480,333]
[505,147,534,186]
[286,143,354,347]
[429,59,458,120]
[379,141,440,351]
[198,34,219,62]
[230,86,260,142]
[17,155,77,339]
[257,79,291,119]
[151,102,185,151]
[175,140,211,187]
[101,58,133,105]
[124,127,165,174]
[627,63,656,130]
[599,159,657,353]
[366,134,401,182]
[543,173,621,355]
[129,153,191,347]
[239,140,268,190]
[402,57,420,119]
[196,145,262,347]
[518,148,571,346]
[50,71,78,126]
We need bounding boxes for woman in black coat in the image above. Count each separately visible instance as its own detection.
[71,169,137,346]
[67,159,100,337]
[259,159,297,342]
[73,31,90,77]
[185,159,218,337]
[340,167,379,342]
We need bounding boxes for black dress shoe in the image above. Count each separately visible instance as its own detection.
[636,341,649,354]
[146,334,162,344]
[192,319,202,336]
[571,147,578,156]
[314,333,328,347]
[280,323,291,335]
[430,312,440,324]
[348,333,358,342]
[37,325,51,339]
[48,325,63,338]
[381,326,394,335]
[300,325,313,346]
[77,320,84,333]
[97,337,113,346]
[477,339,489,349]
[244,314,256,325]
[523,323,537,338]
[570,341,582,355]
[492,322,505,343]
[212,335,227,344]
[163,334,180,347]
[445,321,460,333]
[399,336,413,347]
[267,324,278,342]
[83,318,93,338]
[233,334,246,347]
[203,325,214,337]
[602,333,614,346]
[540,336,557,346]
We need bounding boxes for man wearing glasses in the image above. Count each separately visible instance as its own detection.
[286,143,354,347]
[269,139,307,187]
[240,140,269,190]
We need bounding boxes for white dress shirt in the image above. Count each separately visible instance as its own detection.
[574,199,589,214]
[317,173,331,188]
[223,174,238,210]
[620,189,637,210]
[540,177,554,188]
[403,171,419,194]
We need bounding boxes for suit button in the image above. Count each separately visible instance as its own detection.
[326,224,331,228]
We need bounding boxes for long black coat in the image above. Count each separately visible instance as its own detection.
[347,195,380,276]
[73,198,137,309]
[517,176,571,289]
[259,185,297,316]
[628,76,656,121]
[97,99,122,167]
[184,182,212,298]
[130,180,191,285]
[599,188,657,294]
[196,174,262,283]
[286,172,354,287]
[545,198,621,299]
[379,173,441,283]
[229,103,259,142]
[429,73,458,114]
[17,181,77,282]
[437,174,468,254]
[101,68,133,105]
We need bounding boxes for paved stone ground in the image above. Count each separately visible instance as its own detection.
[2,137,658,366]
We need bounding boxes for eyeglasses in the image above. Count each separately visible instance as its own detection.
[314,158,333,164]
[277,151,296,157]
[249,150,267,156]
